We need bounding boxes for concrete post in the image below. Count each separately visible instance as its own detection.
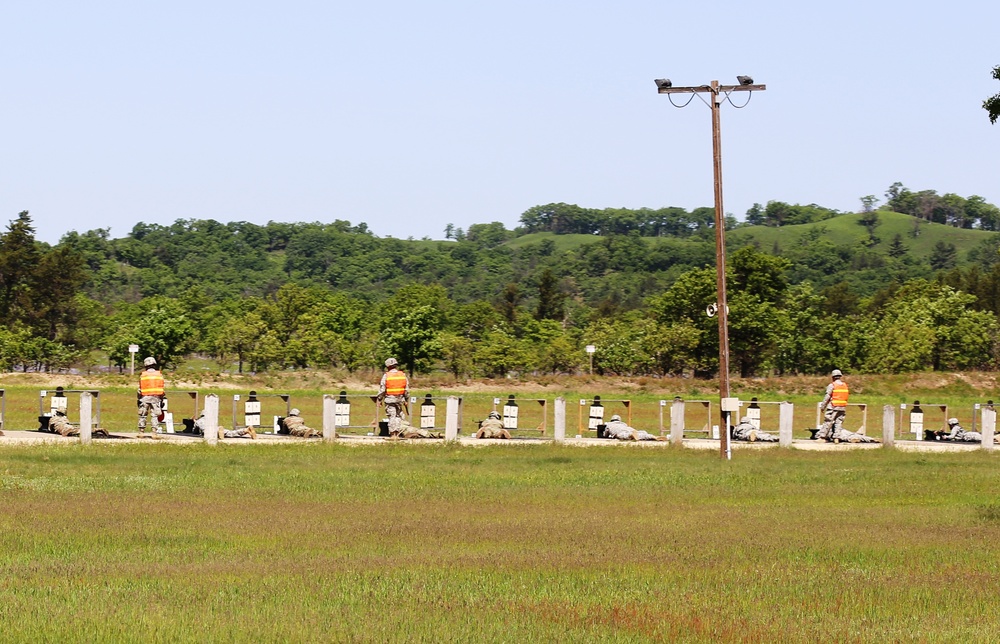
[981,407,995,452]
[553,397,566,442]
[445,396,459,441]
[323,394,336,442]
[80,392,93,445]
[778,402,793,447]
[204,394,219,445]
[670,400,684,446]
[882,405,896,448]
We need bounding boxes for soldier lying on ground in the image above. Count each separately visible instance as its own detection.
[476,411,511,439]
[48,411,109,438]
[389,419,442,439]
[603,414,666,441]
[282,408,321,438]
[832,428,879,443]
[732,416,778,442]
[193,411,256,439]
[936,418,983,443]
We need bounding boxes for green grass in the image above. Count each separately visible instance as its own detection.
[1,444,1000,641]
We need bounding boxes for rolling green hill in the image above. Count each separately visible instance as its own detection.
[729,210,995,263]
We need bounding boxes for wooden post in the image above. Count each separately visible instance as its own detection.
[670,400,684,446]
[80,392,93,445]
[882,405,896,448]
[981,407,995,452]
[204,394,219,445]
[445,396,459,441]
[779,402,793,447]
[553,397,566,442]
[322,394,336,442]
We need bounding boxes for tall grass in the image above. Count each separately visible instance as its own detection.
[1,445,999,641]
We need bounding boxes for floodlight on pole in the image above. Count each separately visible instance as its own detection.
[654,74,766,460]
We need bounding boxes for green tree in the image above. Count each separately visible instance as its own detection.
[105,298,198,368]
[534,268,565,321]
[378,305,442,373]
[985,65,1000,124]
[887,234,908,258]
[930,241,958,270]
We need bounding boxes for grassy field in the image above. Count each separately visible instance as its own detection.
[1,444,999,641]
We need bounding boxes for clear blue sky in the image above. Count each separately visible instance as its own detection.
[2,1,998,244]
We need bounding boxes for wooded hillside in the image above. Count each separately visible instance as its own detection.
[3,183,1000,378]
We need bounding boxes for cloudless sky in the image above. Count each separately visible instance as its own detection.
[2,1,998,244]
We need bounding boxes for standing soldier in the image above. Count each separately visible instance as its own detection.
[377,357,409,437]
[817,369,849,442]
[137,356,165,435]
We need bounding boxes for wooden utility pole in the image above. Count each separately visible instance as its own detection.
[656,77,766,459]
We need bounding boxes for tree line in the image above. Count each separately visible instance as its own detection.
[4,204,1000,377]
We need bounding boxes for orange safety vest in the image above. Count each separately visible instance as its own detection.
[140,369,165,396]
[385,370,408,396]
[831,380,849,407]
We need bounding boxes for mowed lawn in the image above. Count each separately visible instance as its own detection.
[1,444,999,642]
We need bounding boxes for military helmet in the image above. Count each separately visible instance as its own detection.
[385,357,398,368]
[609,414,622,422]
[831,369,843,377]
[948,417,959,426]
[289,408,301,416]
[741,416,751,424]
[143,356,157,367]
[488,411,501,420]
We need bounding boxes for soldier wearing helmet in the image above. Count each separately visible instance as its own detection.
[377,357,409,437]
[817,369,849,442]
[137,356,165,436]
[476,410,511,440]
[603,413,666,442]
[939,417,982,443]
[732,415,778,443]
[281,408,320,438]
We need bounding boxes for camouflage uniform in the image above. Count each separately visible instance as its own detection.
[283,410,320,438]
[833,429,879,443]
[943,420,981,443]
[398,420,441,439]
[817,373,847,441]
[137,395,162,433]
[732,417,778,442]
[48,412,78,437]
[378,360,409,436]
[137,359,165,434]
[194,414,255,439]
[477,413,510,439]
[604,415,664,441]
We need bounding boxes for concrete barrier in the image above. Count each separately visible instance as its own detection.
[982,407,995,452]
[882,405,895,447]
[204,395,219,445]
[323,394,336,442]
[778,402,793,447]
[553,398,566,442]
[445,396,459,441]
[80,392,93,445]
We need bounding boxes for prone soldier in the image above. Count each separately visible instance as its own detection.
[476,411,511,439]
[603,414,666,442]
[282,408,320,438]
[732,416,778,442]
